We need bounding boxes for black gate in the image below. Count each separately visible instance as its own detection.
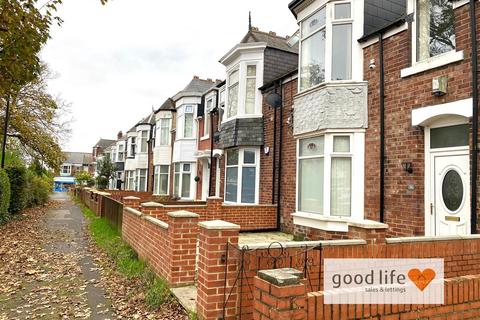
[221,241,322,319]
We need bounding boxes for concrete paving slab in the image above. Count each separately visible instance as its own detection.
[171,285,197,313]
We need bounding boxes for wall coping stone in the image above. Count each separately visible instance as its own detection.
[123,196,141,200]
[207,196,223,200]
[144,215,168,229]
[167,210,199,218]
[386,234,480,244]
[258,268,303,286]
[199,220,241,230]
[125,207,142,217]
[244,239,366,250]
[141,202,164,208]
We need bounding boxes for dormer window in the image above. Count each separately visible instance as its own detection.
[299,2,352,92]
[415,0,455,62]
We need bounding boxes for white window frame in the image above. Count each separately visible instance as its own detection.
[173,162,193,199]
[62,165,71,175]
[295,131,364,221]
[224,61,261,122]
[224,148,260,205]
[156,117,171,146]
[183,106,194,139]
[298,1,353,92]
[128,137,136,158]
[218,89,226,128]
[136,169,147,192]
[401,0,463,77]
[139,130,148,153]
[202,97,214,140]
[126,170,136,191]
[154,165,170,195]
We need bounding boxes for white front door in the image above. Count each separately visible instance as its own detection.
[201,160,209,201]
[432,152,470,235]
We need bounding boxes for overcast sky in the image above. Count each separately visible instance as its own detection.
[41,0,298,153]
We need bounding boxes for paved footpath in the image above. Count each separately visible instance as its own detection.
[0,193,114,319]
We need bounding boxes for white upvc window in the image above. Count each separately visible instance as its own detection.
[154,165,169,195]
[414,0,455,63]
[297,133,363,217]
[225,148,259,204]
[135,169,147,192]
[62,165,71,174]
[128,137,136,157]
[299,1,353,92]
[156,117,171,146]
[173,163,192,199]
[244,65,257,114]
[184,106,194,138]
[203,98,213,138]
[139,130,148,153]
[117,143,124,162]
[227,69,239,119]
[126,170,135,191]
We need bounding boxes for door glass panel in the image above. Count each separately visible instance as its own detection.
[442,169,463,212]
[430,124,469,148]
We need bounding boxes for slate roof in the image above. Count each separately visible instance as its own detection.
[172,77,217,102]
[93,139,116,148]
[240,28,298,54]
[137,112,156,125]
[156,98,176,112]
[63,152,93,165]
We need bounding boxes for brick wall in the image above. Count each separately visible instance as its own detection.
[121,205,198,287]
[140,197,277,231]
[363,4,480,237]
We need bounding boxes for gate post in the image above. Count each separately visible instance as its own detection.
[197,220,240,320]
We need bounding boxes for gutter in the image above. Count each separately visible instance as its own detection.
[470,0,478,234]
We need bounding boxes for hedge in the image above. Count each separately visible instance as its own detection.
[25,171,52,208]
[0,169,11,218]
[6,166,27,214]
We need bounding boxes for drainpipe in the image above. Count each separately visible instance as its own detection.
[470,0,478,234]
[272,88,278,204]
[209,89,218,197]
[276,81,284,230]
[379,33,386,223]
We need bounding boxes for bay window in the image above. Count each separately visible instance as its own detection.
[128,137,136,157]
[157,118,171,146]
[299,2,352,91]
[136,169,147,192]
[297,134,354,217]
[204,98,213,137]
[154,165,169,195]
[126,171,135,190]
[245,65,257,114]
[227,70,239,118]
[184,106,194,138]
[139,131,148,153]
[173,163,192,198]
[225,148,258,204]
[415,0,455,62]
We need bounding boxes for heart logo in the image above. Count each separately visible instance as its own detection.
[408,268,436,291]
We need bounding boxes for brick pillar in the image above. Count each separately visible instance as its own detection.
[197,220,240,320]
[253,269,307,320]
[141,202,167,220]
[206,197,223,220]
[166,210,199,286]
[123,196,141,210]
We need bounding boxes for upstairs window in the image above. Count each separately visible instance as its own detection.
[245,65,257,114]
[129,137,136,157]
[157,118,171,146]
[184,106,194,138]
[139,130,148,153]
[227,70,239,118]
[416,0,455,62]
[204,98,213,137]
[299,2,352,91]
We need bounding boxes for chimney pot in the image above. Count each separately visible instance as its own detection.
[269,31,276,36]
[117,131,123,139]
[193,75,199,79]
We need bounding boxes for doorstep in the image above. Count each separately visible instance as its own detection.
[171,285,197,313]
[239,231,294,247]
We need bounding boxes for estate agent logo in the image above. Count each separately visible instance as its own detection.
[324,259,444,304]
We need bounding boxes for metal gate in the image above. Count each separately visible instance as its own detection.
[221,241,322,319]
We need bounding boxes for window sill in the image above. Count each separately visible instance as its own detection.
[222,201,258,206]
[400,50,464,78]
[292,212,388,233]
[200,136,210,141]
[296,80,368,98]
[222,114,263,124]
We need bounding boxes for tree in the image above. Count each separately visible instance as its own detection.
[96,157,114,190]
[0,64,70,169]
[75,171,94,187]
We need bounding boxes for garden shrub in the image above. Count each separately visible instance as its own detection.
[0,169,11,219]
[6,166,27,214]
[25,170,52,207]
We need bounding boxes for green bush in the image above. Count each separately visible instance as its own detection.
[6,166,27,214]
[0,169,11,219]
[25,170,52,207]
[96,176,109,190]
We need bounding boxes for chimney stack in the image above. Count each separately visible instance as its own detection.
[269,31,277,36]
[193,75,199,79]
[117,131,123,139]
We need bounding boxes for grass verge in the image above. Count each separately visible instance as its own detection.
[74,197,172,310]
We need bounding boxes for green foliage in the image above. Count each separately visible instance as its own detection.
[75,171,94,187]
[0,169,11,220]
[78,201,172,309]
[96,157,115,190]
[25,170,52,207]
[5,165,27,214]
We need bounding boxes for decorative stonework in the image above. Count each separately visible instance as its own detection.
[293,83,368,136]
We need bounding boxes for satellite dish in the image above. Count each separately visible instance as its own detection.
[266,93,282,109]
